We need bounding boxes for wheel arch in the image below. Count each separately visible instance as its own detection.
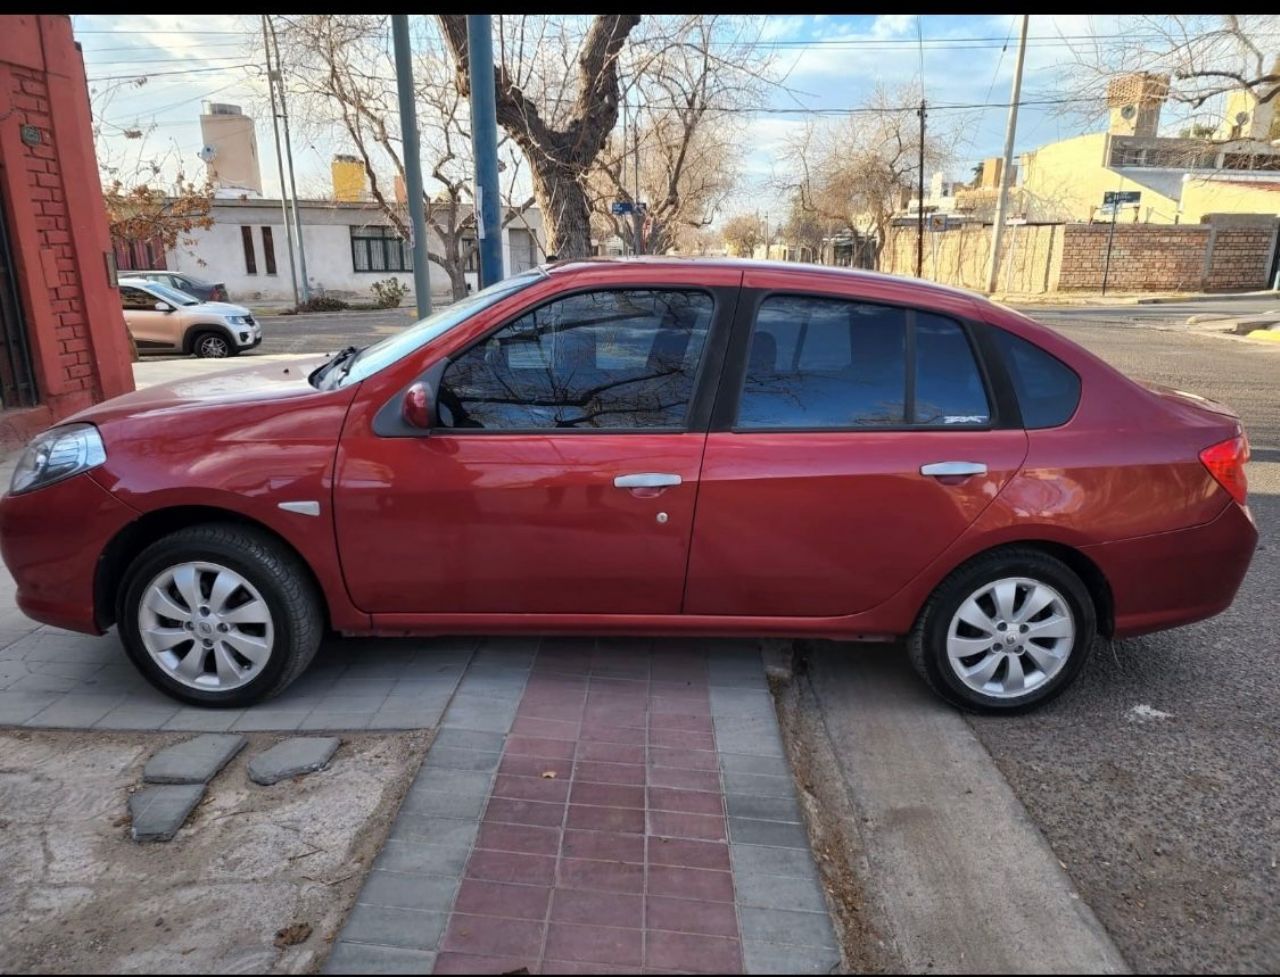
[94,505,331,632]
[183,323,236,355]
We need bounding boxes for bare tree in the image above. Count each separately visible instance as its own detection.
[778,84,948,265]
[439,14,640,259]
[273,15,536,300]
[586,16,771,255]
[720,213,762,257]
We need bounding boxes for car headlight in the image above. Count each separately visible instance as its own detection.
[9,424,107,496]
[227,315,248,326]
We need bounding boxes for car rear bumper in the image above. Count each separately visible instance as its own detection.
[0,473,138,634]
[1085,501,1258,638]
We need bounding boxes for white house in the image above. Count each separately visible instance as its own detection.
[163,197,545,307]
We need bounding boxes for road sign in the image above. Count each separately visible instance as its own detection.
[611,200,633,216]
[1102,190,1141,206]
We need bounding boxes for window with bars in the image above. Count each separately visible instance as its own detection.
[241,226,257,275]
[261,227,277,275]
[351,225,413,273]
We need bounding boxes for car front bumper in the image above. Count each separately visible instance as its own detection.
[0,472,139,634]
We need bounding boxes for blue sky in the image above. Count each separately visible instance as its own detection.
[76,13,1209,217]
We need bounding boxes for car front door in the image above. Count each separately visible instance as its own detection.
[334,275,737,616]
[684,276,1028,618]
[120,286,174,350]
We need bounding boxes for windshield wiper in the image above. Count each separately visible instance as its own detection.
[311,346,360,389]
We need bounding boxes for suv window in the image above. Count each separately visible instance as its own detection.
[990,328,1080,428]
[437,289,713,430]
[737,296,990,429]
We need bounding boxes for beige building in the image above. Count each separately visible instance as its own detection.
[199,103,262,195]
[1014,72,1280,224]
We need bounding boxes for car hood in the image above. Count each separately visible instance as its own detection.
[64,356,333,429]
[189,301,251,317]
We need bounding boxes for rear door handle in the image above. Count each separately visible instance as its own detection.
[921,461,988,477]
[613,473,683,489]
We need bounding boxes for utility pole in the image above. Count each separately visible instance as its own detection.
[916,99,926,278]
[1101,174,1124,296]
[392,15,432,318]
[261,15,298,307]
[632,105,643,255]
[466,15,504,288]
[984,14,1029,294]
[266,17,309,301]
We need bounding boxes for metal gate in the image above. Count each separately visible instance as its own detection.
[0,180,38,408]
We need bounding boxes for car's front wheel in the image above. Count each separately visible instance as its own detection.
[193,331,237,358]
[117,524,323,707]
[908,548,1096,713]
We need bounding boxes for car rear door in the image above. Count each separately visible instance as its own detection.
[684,271,1028,618]
[333,269,739,616]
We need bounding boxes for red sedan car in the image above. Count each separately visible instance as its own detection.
[0,259,1257,712]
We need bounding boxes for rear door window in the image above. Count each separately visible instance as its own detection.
[989,328,1081,428]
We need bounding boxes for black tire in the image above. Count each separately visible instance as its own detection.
[192,331,237,358]
[907,547,1096,714]
[116,523,323,707]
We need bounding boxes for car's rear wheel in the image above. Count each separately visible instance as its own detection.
[117,524,323,707]
[908,548,1096,713]
[193,331,236,358]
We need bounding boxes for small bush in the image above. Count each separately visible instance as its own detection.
[371,278,408,309]
[293,296,349,313]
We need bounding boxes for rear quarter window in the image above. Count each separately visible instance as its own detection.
[990,328,1081,429]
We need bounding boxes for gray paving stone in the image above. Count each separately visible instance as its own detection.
[731,842,820,880]
[93,705,181,731]
[431,728,506,753]
[0,691,58,724]
[129,784,205,842]
[339,903,447,951]
[720,752,792,778]
[297,710,375,731]
[738,906,837,948]
[161,709,245,732]
[374,839,471,877]
[247,736,340,785]
[723,770,797,797]
[357,870,458,913]
[27,693,124,727]
[400,788,487,820]
[735,870,829,914]
[411,766,494,795]
[726,792,803,823]
[230,709,310,732]
[144,733,247,784]
[730,816,811,849]
[421,745,502,772]
[440,693,520,732]
[366,709,442,730]
[743,940,842,975]
[322,942,436,975]
[389,815,480,848]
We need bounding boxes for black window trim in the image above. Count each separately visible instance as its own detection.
[710,287,1016,434]
[351,224,413,274]
[374,282,739,438]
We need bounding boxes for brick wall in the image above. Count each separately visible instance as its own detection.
[1055,224,1209,292]
[0,15,134,447]
[1203,221,1279,292]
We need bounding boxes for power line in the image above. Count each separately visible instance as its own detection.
[87,63,259,82]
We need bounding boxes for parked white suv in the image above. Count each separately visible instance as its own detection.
[118,278,262,358]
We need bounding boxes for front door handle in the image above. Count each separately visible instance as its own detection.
[921,461,988,478]
[613,473,683,489]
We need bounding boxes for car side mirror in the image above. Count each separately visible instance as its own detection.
[401,381,432,430]
[154,302,172,313]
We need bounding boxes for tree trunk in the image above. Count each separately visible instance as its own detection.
[529,158,594,258]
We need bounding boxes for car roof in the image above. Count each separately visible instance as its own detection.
[541,255,987,305]
[131,270,212,284]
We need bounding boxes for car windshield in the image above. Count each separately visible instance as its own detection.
[142,283,200,306]
[334,270,545,387]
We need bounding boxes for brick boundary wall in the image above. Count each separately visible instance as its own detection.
[0,15,133,448]
[1055,223,1210,292]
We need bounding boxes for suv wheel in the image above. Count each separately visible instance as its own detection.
[194,331,236,358]
[908,548,1096,713]
[117,524,323,707]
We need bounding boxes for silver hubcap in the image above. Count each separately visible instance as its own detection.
[138,561,274,692]
[199,336,228,357]
[946,576,1075,699]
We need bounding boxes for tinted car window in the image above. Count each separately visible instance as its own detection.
[438,289,713,430]
[914,312,991,425]
[990,328,1081,428]
[120,287,155,311]
[738,296,907,428]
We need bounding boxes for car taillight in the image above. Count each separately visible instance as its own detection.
[1200,434,1249,506]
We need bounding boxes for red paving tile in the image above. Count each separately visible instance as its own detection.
[435,647,759,977]
[544,922,644,967]
[454,878,552,920]
[644,930,744,973]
